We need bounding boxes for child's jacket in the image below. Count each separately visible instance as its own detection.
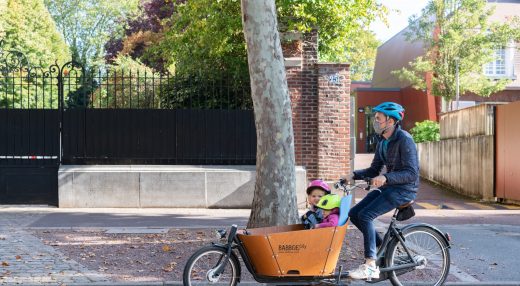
[316,208,340,228]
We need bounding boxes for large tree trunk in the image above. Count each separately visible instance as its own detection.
[241,0,298,228]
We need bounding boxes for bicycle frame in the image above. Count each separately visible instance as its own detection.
[376,209,423,275]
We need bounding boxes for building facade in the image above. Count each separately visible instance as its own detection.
[355,0,520,153]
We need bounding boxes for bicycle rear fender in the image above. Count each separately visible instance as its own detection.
[399,223,451,247]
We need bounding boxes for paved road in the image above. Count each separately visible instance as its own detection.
[2,201,520,285]
[0,154,519,284]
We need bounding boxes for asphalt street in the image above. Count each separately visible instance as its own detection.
[0,154,518,285]
[2,199,518,285]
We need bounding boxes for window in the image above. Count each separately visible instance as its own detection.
[484,48,506,76]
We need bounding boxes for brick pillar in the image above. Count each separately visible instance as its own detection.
[317,64,351,181]
[285,30,351,181]
[286,30,319,180]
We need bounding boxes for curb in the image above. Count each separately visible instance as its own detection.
[11,281,520,286]
[0,282,259,286]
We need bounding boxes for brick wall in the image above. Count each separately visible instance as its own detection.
[285,30,351,181]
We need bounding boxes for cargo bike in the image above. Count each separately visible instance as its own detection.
[183,179,451,285]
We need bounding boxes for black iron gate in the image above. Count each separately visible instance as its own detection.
[0,109,60,204]
[0,45,67,204]
[1,44,255,205]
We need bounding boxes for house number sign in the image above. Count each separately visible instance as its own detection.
[327,73,341,85]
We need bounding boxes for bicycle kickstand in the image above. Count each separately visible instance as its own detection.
[335,265,348,286]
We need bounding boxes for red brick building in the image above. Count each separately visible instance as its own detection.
[355,1,520,153]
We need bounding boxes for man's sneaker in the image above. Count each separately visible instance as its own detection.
[348,263,380,280]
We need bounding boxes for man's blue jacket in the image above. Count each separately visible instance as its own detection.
[353,125,419,193]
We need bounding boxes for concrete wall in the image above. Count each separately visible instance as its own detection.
[59,165,307,208]
[418,137,494,200]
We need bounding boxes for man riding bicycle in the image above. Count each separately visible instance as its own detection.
[345,102,419,280]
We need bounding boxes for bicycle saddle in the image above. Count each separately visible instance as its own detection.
[398,200,415,209]
[396,201,415,221]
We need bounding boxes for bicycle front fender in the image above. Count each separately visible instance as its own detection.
[399,223,451,247]
[209,243,242,281]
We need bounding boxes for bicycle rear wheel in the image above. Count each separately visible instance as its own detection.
[385,226,450,286]
[183,245,240,286]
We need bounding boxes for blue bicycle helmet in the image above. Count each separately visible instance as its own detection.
[372,102,405,121]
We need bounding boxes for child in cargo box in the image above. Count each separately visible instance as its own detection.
[301,179,330,229]
[313,194,341,229]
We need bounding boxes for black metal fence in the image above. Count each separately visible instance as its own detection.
[0,45,256,166]
[63,109,255,164]
[0,69,253,108]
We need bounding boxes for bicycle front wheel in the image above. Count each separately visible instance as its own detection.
[385,226,450,286]
[182,245,240,286]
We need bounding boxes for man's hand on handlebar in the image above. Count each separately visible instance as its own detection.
[340,173,355,184]
[336,176,385,191]
[371,175,387,188]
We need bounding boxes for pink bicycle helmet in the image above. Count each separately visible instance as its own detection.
[306,179,331,195]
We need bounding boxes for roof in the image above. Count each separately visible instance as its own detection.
[371,27,426,88]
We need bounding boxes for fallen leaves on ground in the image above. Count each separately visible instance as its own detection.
[33,228,369,282]
[0,270,11,277]
[162,262,177,272]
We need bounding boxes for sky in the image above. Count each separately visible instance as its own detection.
[370,0,431,43]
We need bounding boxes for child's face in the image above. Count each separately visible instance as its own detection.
[308,189,326,206]
[322,209,331,217]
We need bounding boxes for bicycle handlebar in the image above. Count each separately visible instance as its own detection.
[334,177,373,193]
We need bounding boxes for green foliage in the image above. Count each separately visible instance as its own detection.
[320,29,380,81]
[44,0,139,67]
[152,0,246,78]
[410,120,440,143]
[392,0,520,101]
[159,73,252,110]
[0,70,58,108]
[0,0,71,108]
[148,0,386,80]
[0,0,70,66]
[277,0,386,63]
[101,0,386,108]
[89,56,160,108]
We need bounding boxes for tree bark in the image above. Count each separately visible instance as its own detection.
[241,0,298,228]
